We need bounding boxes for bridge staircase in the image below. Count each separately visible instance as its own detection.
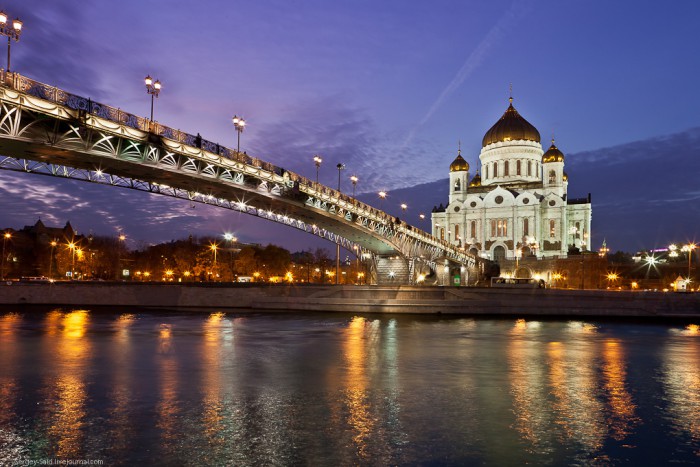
[375,256,411,285]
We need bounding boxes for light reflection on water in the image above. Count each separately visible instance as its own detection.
[0,310,699,465]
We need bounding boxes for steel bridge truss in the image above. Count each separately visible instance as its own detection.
[0,155,368,256]
[0,71,482,282]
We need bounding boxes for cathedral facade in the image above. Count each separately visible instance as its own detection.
[431,97,592,262]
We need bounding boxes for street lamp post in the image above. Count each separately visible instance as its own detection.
[682,243,696,281]
[232,115,246,153]
[1,231,10,280]
[378,191,387,209]
[313,155,322,184]
[350,175,358,198]
[210,243,218,282]
[48,240,57,279]
[68,242,76,280]
[224,233,237,280]
[210,244,218,265]
[144,75,162,122]
[335,163,345,285]
[0,12,22,72]
[336,163,345,193]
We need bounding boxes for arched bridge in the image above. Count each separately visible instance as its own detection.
[0,71,487,285]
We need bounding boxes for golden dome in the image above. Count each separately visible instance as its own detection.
[469,172,482,187]
[449,149,469,172]
[563,171,568,182]
[482,98,540,147]
[542,140,565,163]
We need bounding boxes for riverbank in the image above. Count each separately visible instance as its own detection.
[1,282,699,318]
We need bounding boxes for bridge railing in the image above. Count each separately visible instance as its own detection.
[1,70,473,262]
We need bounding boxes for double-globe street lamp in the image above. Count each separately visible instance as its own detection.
[232,115,246,153]
[0,11,22,72]
[144,75,162,122]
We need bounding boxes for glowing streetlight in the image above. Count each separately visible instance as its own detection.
[378,191,387,209]
[313,155,322,184]
[0,11,23,72]
[681,243,697,280]
[599,239,609,257]
[144,75,162,122]
[210,243,218,265]
[1,231,11,280]
[401,203,407,213]
[350,175,358,197]
[232,115,246,153]
[67,241,79,280]
[48,240,57,279]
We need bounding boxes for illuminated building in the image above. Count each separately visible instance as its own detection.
[432,95,593,263]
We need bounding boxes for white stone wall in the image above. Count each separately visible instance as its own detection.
[479,140,543,186]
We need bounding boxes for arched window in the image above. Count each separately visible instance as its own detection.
[548,170,556,184]
[504,161,509,176]
[470,220,476,239]
[485,165,489,179]
[497,219,507,237]
[454,224,460,241]
[549,219,556,238]
[440,228,445,240]
[493,162,498,178]
[454,179,461,192]
[523,218,529,236]
[527,161,531,176]
[516,160,521,176]
[491,219,496,237]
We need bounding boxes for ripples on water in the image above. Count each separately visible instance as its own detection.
[0,309,699,465]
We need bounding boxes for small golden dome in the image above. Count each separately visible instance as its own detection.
[449,149,469,172]
[482,98,541,147]
[542,140,565,163]
[469,172,482,187]
[563,171,568,182]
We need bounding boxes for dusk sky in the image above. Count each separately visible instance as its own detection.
[1,1,699,253]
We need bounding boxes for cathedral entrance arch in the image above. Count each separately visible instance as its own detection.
[493,245,506,262]
[514,267,532,279]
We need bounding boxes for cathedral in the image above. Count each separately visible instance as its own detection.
[431,96,592,262]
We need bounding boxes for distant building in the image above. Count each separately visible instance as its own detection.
[1,220,81,278]
[432,96,593,263]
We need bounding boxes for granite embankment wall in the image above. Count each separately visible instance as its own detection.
[2,282,700,318]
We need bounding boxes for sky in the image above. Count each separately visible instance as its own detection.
[1,0,699,253]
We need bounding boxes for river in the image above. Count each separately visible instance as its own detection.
[0,309,699,465]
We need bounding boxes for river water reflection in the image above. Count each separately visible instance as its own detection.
[0,310,699,465]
